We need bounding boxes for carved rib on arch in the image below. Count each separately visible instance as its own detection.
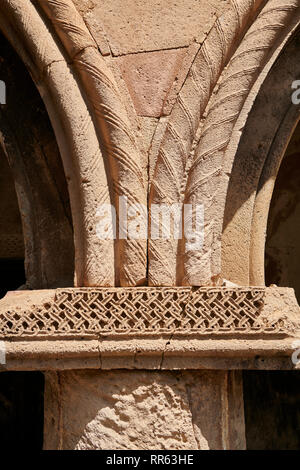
[0,0,147,287]
[183,0,300,286]
[35,0,147,287]
[0,0,114,286]
[148,0,266,287]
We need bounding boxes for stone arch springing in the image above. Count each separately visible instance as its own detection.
[0,0,147,288]
[0,29,74,289]
[265,121,300,302]
[0,0,104,286]
[148,0,300,287]
[222,24,300,286]
[148,0,267,286]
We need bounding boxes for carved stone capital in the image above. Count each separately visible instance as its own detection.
[1,286,299,370]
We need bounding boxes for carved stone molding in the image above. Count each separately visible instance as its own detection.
[0,286,299,338]
[0,0,108,287]
[35,0,147,287]
[222,24,300,286]
[148,0,266,286]
[0,0,147,288]
[149,0,300,287]
[191,0,300,286]
[0,286,299,371]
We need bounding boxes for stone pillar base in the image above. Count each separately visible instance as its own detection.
[43,369,245,450]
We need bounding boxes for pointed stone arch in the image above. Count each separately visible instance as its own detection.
[0,0,146,288]
[222,23,300,285]
[148,0,266,286]
[148,0,300,287]
[185,0,300,286]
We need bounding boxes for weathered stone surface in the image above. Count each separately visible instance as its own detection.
[265,143,300,303]
[147,0,267,286]
[1,0,300,452]
[1,287,299,371]
[0,29,74,286]
[77,0,230,55]
[115,48,187,117]
[222,23,300,286]
[44,369,245,450]
[1,287,299,339]
[83,11,111,56]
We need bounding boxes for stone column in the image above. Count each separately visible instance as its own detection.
[3,286,298,449]
[43,369,246,450]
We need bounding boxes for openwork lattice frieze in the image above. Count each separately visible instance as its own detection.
[0,287,299,339]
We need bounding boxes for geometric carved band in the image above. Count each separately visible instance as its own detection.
[0,287,299,339]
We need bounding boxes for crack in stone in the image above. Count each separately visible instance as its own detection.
[160,331,174,370]
[43,59,67,76]
[111,44,189,58]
